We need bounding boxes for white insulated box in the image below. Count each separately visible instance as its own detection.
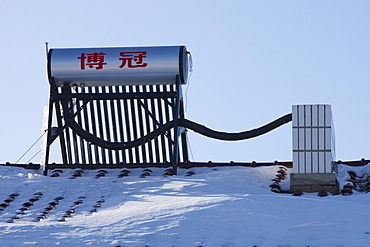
[292,105,335,174]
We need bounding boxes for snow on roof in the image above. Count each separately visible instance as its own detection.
[0,164,369,246]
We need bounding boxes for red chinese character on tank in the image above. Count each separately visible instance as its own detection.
[77,52,107,70]
[119,51,148,68]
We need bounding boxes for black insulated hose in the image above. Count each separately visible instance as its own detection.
[60,95,292,150]
[180,114,292,141]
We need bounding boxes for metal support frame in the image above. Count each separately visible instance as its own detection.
[43,76,188,175]
[171,76,181,175]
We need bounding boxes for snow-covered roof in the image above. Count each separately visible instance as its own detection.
[0,164,369,246]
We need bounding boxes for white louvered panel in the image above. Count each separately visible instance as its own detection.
[292,105,299,173]
[299,152,305,173]
[293,151,299,173]
[292,104,335,174]
[312,151,319,173]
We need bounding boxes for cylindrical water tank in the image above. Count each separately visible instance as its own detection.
[48,45,191,87]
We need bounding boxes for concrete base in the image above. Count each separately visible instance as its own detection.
[290,173,339,194]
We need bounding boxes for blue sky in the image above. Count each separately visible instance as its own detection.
[1,0,369,164]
